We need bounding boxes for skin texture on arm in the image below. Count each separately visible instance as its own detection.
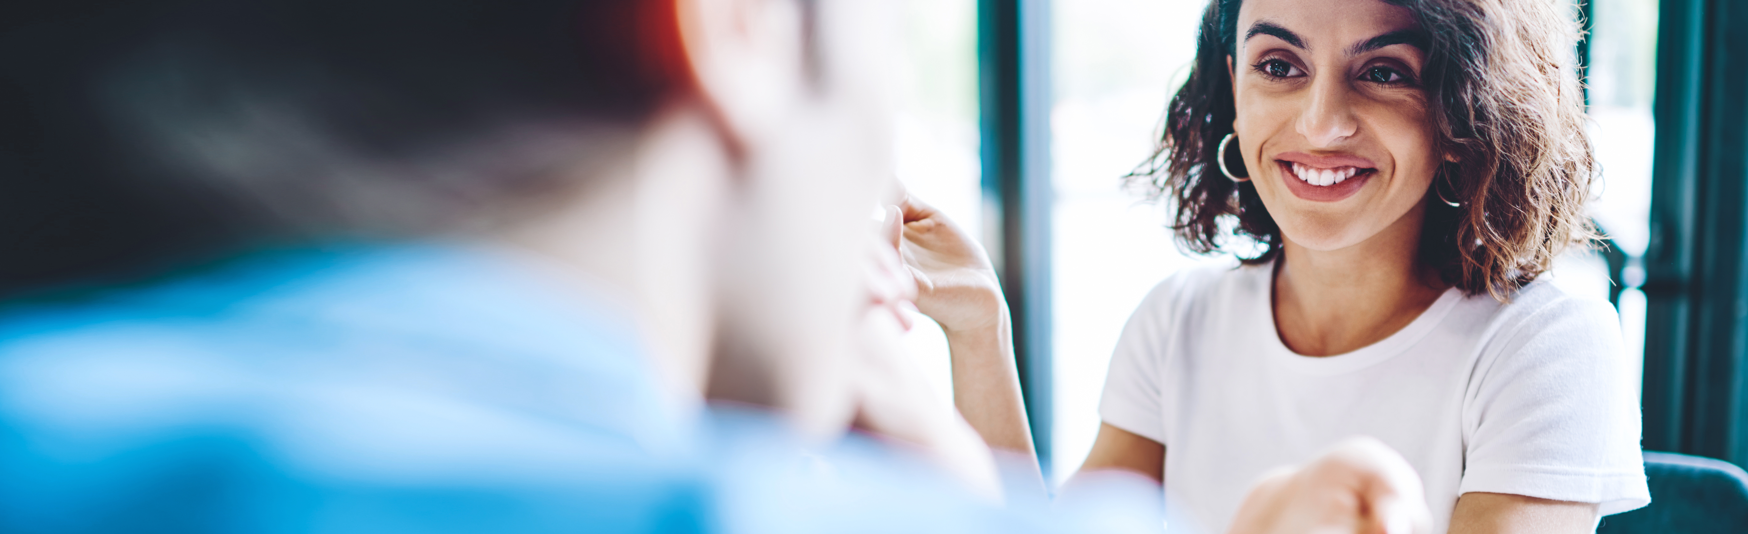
[1446,493,1597,534]
[1067,423,1165,486]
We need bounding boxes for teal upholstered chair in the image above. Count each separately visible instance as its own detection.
[1597,452,1748,533]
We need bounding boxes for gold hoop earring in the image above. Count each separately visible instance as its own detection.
[1217,133,1249,182]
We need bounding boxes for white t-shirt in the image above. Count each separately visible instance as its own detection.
[1098,261,1650,533]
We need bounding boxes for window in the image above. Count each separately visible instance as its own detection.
[1584,0,1661,390]
[893,0,982,406]
[1049,0,1205,484]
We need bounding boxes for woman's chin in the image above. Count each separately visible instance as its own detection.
[1275,219,1376,253]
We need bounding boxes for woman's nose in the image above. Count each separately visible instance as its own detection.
[1296,73,1359,147]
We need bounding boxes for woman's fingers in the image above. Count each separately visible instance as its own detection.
[1330,438,1432,534]
[1226,436,1433,534]
[1308,437,1434,534]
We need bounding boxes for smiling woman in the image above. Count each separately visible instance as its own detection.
[1139,0,1596,301]
[1058,0,1651,532]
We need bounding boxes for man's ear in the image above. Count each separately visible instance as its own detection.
[674,0,810,154]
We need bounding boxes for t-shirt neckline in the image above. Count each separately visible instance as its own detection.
[1253,261,1464,376]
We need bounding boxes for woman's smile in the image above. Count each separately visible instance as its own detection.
[1225,0,1438,249]
[1273,151,1376,202]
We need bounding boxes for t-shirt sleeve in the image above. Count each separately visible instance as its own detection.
[1458,293,1650,516]
[1097,278,1181,445]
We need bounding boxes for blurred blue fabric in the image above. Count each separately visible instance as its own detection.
[0,244,1162,533]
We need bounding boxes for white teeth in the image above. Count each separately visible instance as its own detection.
[1289,164,1363,187]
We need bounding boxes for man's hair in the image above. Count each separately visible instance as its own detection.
[0,0,687,294]
[1128,0,1595,301]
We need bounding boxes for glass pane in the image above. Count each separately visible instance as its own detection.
[893,0,982,403]
[1587,0,1659,257]
[1547,0,1658,390]
[1590,0,1659,386]
[1050,0,1207,484]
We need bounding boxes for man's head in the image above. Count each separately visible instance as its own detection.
[0,0,899,435]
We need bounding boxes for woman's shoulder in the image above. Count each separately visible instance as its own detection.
[1462,276,1624,366]
[1478,277,1620,334]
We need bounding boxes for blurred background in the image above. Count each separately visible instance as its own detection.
[890,0,1663,485]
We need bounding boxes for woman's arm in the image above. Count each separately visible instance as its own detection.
[853,208,1004,500]
[941,305,1036,454]
[1067,423,1165,485]
[892,194,1040,488]
[1447,492,1597,534]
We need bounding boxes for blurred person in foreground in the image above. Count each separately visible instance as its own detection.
[0,0,1428,532]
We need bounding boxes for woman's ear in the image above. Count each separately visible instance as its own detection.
[674,0,811,155]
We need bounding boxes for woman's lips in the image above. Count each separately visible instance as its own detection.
[1275,151,1377,169]
[1275,160,1373,202]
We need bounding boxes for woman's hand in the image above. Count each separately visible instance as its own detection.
[896,194,1005,334]
[848,210,1002,501]
[887,191,1042,493]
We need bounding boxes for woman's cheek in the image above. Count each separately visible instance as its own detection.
[1233,91,1300,185]
[1380,122,1439,193]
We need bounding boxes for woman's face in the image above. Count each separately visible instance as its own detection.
[1229,0,1439,252]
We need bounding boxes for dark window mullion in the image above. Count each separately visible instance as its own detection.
[979,0,1054,474]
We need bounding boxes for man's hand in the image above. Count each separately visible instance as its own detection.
[1226,437,1434,534]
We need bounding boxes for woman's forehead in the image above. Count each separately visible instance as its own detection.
[1236,0,1419,53]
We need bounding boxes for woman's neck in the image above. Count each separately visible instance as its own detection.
[1272,205,1447,356]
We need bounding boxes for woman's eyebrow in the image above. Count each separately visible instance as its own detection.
[1244,21,1305,50]
[1347,29,1429,56]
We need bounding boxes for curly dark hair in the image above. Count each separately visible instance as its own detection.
[1128,0,1595,301]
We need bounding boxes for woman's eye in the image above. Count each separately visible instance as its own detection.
[1256,59,1302,79]
[1362,66,1406,84]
